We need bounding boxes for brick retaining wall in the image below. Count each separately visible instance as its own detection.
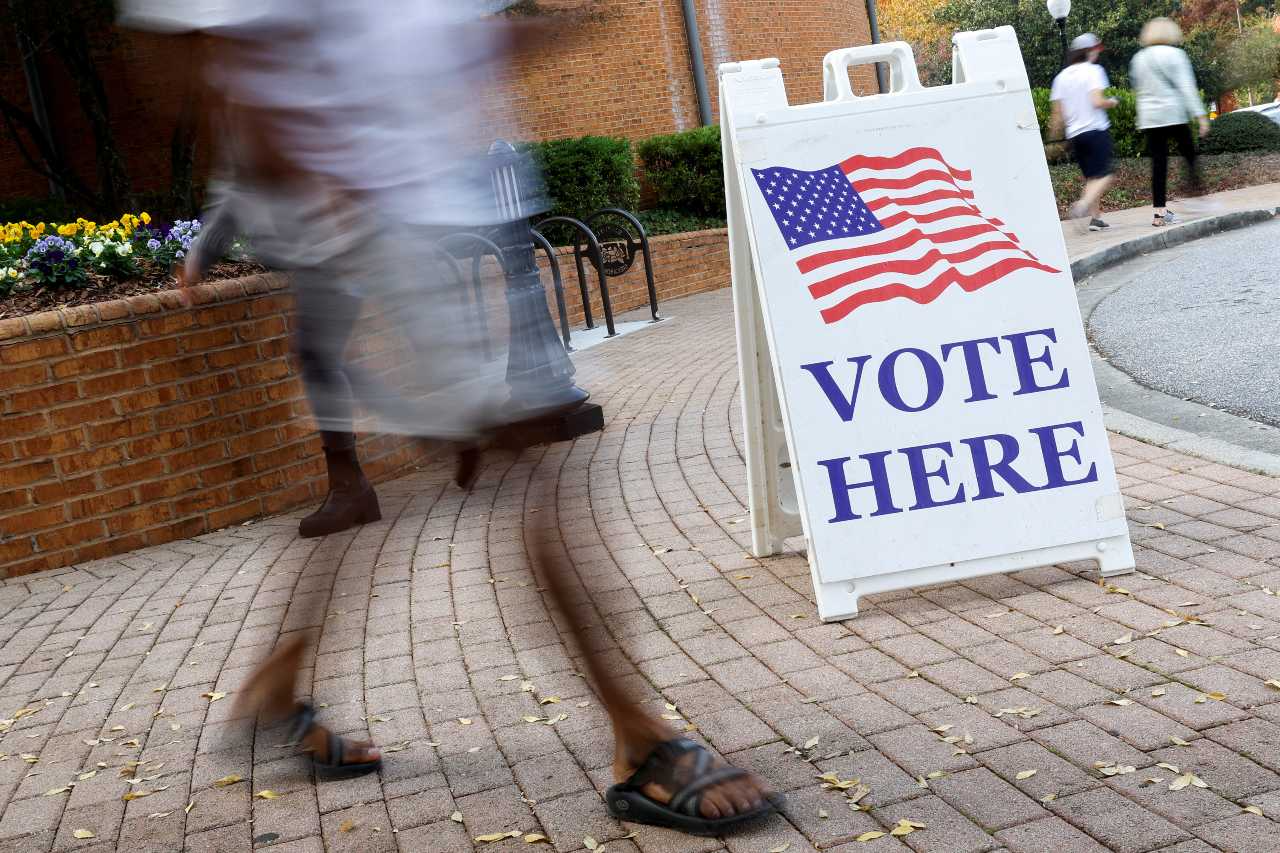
[0,228,730,578]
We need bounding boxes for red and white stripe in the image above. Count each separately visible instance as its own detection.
[801,147,1059,324]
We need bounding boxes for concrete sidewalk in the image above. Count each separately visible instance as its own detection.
[1062,181,1280,263]
[4,278,1280,851]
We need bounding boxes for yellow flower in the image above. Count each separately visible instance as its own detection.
[140,211,151,225]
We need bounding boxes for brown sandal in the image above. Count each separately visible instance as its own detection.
[289,702,381,776]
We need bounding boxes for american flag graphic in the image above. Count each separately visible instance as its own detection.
[751,147,1060,324]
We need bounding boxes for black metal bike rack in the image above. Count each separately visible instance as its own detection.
[583,208,662,324]
[533,216,616,337]
[437,231,509,362]
[529,230,573,351]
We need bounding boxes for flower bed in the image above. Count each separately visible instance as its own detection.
[1,213,266,319]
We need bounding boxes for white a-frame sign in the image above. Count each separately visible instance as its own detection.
[721,28,1135,621]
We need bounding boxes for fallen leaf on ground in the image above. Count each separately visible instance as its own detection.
[1052,626,1065,635]
[184,800,194,814]
[147,812,171,819]
[803,736,820,750]
[856,831,885,842]
[583,837,600,850]
[890,818,925,836]
[499,674,519,682]
[1010,672,1030,681]
[44,786,71,796]
[450,811,463,823]
[1151,688,1167,697]
[1016,769,1037,780]
[122,790,152,801]
[768,845,790,853]
[212,774,244,787]
[457,718,472,725]
[1107,699,1133,707]
[1170,736,1191,746]
[1175,649,1190,658]
[476,830,522,843]
[338,819,356,833]
[1243,805,1264,816]
[254,790,282,799]
[1265,680,1280,691]
[73,829,95,839]
[1113,633,1133,646]
[200,692,226,702]
[523,833,548,843]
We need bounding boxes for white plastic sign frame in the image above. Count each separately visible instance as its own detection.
[721,28,1134,621]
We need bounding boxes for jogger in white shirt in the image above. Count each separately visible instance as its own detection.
[1049,33,1118,232]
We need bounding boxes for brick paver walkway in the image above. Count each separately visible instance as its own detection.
[4,288,1280,853]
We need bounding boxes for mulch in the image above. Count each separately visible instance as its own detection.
[0,260,267,320]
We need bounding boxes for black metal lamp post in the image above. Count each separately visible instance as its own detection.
[1047,0,1071,65]
[488,140,603,444]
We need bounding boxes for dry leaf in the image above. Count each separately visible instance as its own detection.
[1169,773,1194,791]
[1108,699,1133,707]
[524,833,549,843]
[1156,762,1180,772]
[254,790,282,799]
[1170,736,1191,746]
[1151,688,1167,697]
[1040,793,1057,803]
[1113,633,1133,646]
[1016,769,1037,780]
[339,819,356,833]
[1243,805,1264,816]
[538,697,560,705]
[522,716,545,724]
[476,831,522,843]
[1010,672,1030,681]
[1175,649,1190,658]
[73,829,95,839]
[200,692,226,702]
[818,808,829,819]
[147,812,171,819]
[457,718,472,725]
[803,736,820,750]
[122,790,152,801]
[1264,680,1280,691]
[583,837,599,850]
[184,800,194,814]
[856,831,886,842]
[212,774,243,787]
[499,674,519,681]
[890,818,925,836]
[451,811,464,823]
[1052,625,1065,635]
[382,741,411,754]
[768,845,790,853]
[44,786,72,796]
[1205,691,1227,701]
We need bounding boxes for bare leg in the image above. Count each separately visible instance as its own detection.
[528,535,773,821]
[1078,174,1113,219]
[233,633,380,768]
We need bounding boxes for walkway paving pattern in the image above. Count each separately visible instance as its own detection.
[4,272,1280,851]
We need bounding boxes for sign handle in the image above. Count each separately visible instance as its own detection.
[821,42,922,101]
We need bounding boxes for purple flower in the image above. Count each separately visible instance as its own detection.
[146,238,161,251]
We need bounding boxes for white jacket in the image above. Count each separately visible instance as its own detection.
[1130,45,1206,130]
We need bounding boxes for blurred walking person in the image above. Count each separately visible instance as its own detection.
[1050,33,1118,232]
[119,0,781,835]
[1131,17,1211,227]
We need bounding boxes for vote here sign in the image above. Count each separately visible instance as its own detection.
[721,31,1133,619]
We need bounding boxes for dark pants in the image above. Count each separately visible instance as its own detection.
[1145,124,1200,208]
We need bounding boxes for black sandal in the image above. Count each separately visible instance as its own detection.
[605,738,782,836]
[288,702,382,777]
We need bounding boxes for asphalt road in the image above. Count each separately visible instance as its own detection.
[1088,217,1280,428]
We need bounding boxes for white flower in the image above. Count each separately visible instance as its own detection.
[118,242,132,255]
[89,241,104,256]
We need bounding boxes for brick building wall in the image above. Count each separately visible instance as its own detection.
[0,2,874,204]
[0,228,731,578]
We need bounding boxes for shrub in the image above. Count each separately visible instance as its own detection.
[1035,86,1141,160]
[1200,109,1280,154]
[636,125,725,218]
[526,136,640,244]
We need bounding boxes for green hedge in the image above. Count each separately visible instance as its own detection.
[636,126,725,218]
[1200,110,1280,154]
[526,136,640,244]
[1032,86,1141,159]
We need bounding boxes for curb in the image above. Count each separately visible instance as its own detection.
[1071,206,1280,477]
[1069,206,1279,280]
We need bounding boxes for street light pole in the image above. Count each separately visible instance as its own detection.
[1046,0,1072,67]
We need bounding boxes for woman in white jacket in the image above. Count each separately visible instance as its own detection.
[1130,18,1210,227]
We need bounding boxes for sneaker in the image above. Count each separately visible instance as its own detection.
[1161,210,1179,225]
[1088,218,1110,231]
